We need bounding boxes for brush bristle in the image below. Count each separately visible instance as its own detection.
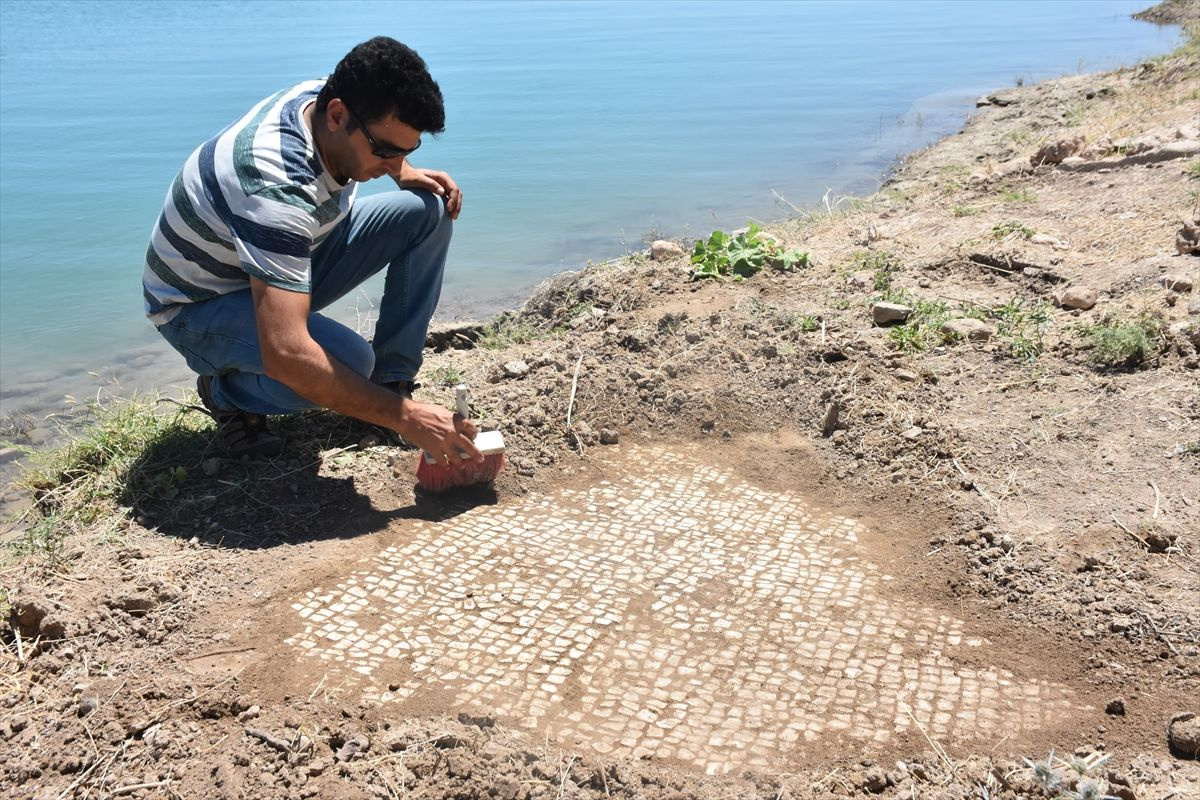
[415,452,505,493]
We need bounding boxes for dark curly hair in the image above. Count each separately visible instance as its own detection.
[315,37,445,133]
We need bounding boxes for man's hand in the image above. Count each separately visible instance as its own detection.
[395,162,462,219]
[397,397,483,467]
[249,279,483,465]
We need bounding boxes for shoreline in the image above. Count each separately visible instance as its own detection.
[0,9,1183,432]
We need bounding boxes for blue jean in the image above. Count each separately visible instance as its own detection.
[156,190,450,415]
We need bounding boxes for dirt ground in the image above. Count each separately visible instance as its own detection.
[2,4,1199,798]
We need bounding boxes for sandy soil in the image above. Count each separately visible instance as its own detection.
[2,4,1199,798]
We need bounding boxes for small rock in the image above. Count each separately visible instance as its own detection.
[1106,698,1127,716]
[502,360,529,378]
[1177,214,1199,256]
[1160,274,1194,293]
[649,240,684,261]
[1030,233,1069,250]
[599,428,619,445]
[1110,617,1136,633]
[335,734,369,763]
[893,369,919,382]
[872,302,912,325]
[237,706,261,722]
[1055,286,1099,311]
[493,777,521,800]
[201,457,223,477]
[861,766,890,793]
[941,318,993,342]
[1167,712,1199,758]
[902,426,923,440]
[917,278,932,288]
[1031,135,1085,165]
[306,759,327,777]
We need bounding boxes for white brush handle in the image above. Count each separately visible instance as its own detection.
[455,384,471,419]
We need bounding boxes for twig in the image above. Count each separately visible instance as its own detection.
[952,457,998,508]
[55,740,127,800]
[112,780,171,796]
[1150,480,1162,519]
[13,625,24,668]
[904,708,957,776]
[1111,514,1150,548]
[566,354,584,429]
[1136,611,1181,656]
[245,726,293,754]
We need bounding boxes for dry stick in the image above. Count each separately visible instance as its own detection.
[1136,611,1182,657]
[112,780,171,796]
[903,707,956,777]
[1150,480,1162,519]
[13,625,24,667]
[1111,514,1150,548]
[565,353,584,430]
[55,740,127,800]
[951,457,999,508]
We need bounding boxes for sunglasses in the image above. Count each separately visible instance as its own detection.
[343,102,421,159]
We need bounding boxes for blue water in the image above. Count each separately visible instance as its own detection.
[0,0,1181,416]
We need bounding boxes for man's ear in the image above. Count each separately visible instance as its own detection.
[325,98,350,132]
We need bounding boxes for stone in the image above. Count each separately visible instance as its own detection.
[862,766,890,793]
[1030,233,1069,250]
[1031,136,1085,165]
[502,360,530,378]
[1055,286,1098,311]
[872,302,912,325]
[941,318,993,342]
[599,428,619,445]
[649,240,684,261]
[893,369,919,382]
[902,427,923,440]
[1177,214,1199,256]
[1160,274,1194,293]
[1167,712,1199,758]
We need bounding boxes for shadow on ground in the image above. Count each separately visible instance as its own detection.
[119,409,496,549]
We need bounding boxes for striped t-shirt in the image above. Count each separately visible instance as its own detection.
[143,80,357,324]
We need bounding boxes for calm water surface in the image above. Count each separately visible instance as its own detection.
[0,0,1181,418]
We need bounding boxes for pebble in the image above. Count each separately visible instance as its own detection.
[650,240,684,261]
[1160,274,1194,293]
[872,302,912,325]
[941,318,993,342]
[1055,286,1098,310]
[502,360,530,378]
[1168,712,1199,757]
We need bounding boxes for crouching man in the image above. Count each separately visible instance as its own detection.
[143,36,482,468]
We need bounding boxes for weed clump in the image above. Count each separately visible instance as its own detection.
[1080,312,1162,368]
[690,223,810,280]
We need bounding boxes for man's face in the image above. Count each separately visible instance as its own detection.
[325,100,421,183]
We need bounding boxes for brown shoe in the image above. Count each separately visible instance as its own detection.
[197,375,283,459]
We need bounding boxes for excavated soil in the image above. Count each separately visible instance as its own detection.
[2,6,1199,799]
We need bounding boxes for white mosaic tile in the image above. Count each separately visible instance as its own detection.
[285,445,1083,773]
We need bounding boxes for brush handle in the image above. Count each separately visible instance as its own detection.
[454,384,471,419]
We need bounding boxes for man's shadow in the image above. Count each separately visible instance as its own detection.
[119,409,497,550]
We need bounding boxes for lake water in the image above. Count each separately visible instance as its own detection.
[0,0,1181,420]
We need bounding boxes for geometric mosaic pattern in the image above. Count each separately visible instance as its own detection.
[287,445,1084,775]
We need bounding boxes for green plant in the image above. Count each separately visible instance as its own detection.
[1023,750,1113,800]
[998,185,1037,203]
[848,249,902,292]
[952,205,983,217]
[992,298,1051,361]
[1080,312,1162,368]
[9,395,211,566]
[1186,159,1200,178]
[690,223,810,280]
[794,314,821,333]
[428,364,465,386]
[478,314,543,349]
[992,219,1036,241]
[878,291,952,353]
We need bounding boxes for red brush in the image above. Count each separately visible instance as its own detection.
[415,384,506,492]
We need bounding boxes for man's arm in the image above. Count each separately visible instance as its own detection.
[250,277,482,466]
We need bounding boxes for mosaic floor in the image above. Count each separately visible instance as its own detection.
[286,445,1083,774]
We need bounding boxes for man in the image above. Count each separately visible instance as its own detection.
[144,37,483,468]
